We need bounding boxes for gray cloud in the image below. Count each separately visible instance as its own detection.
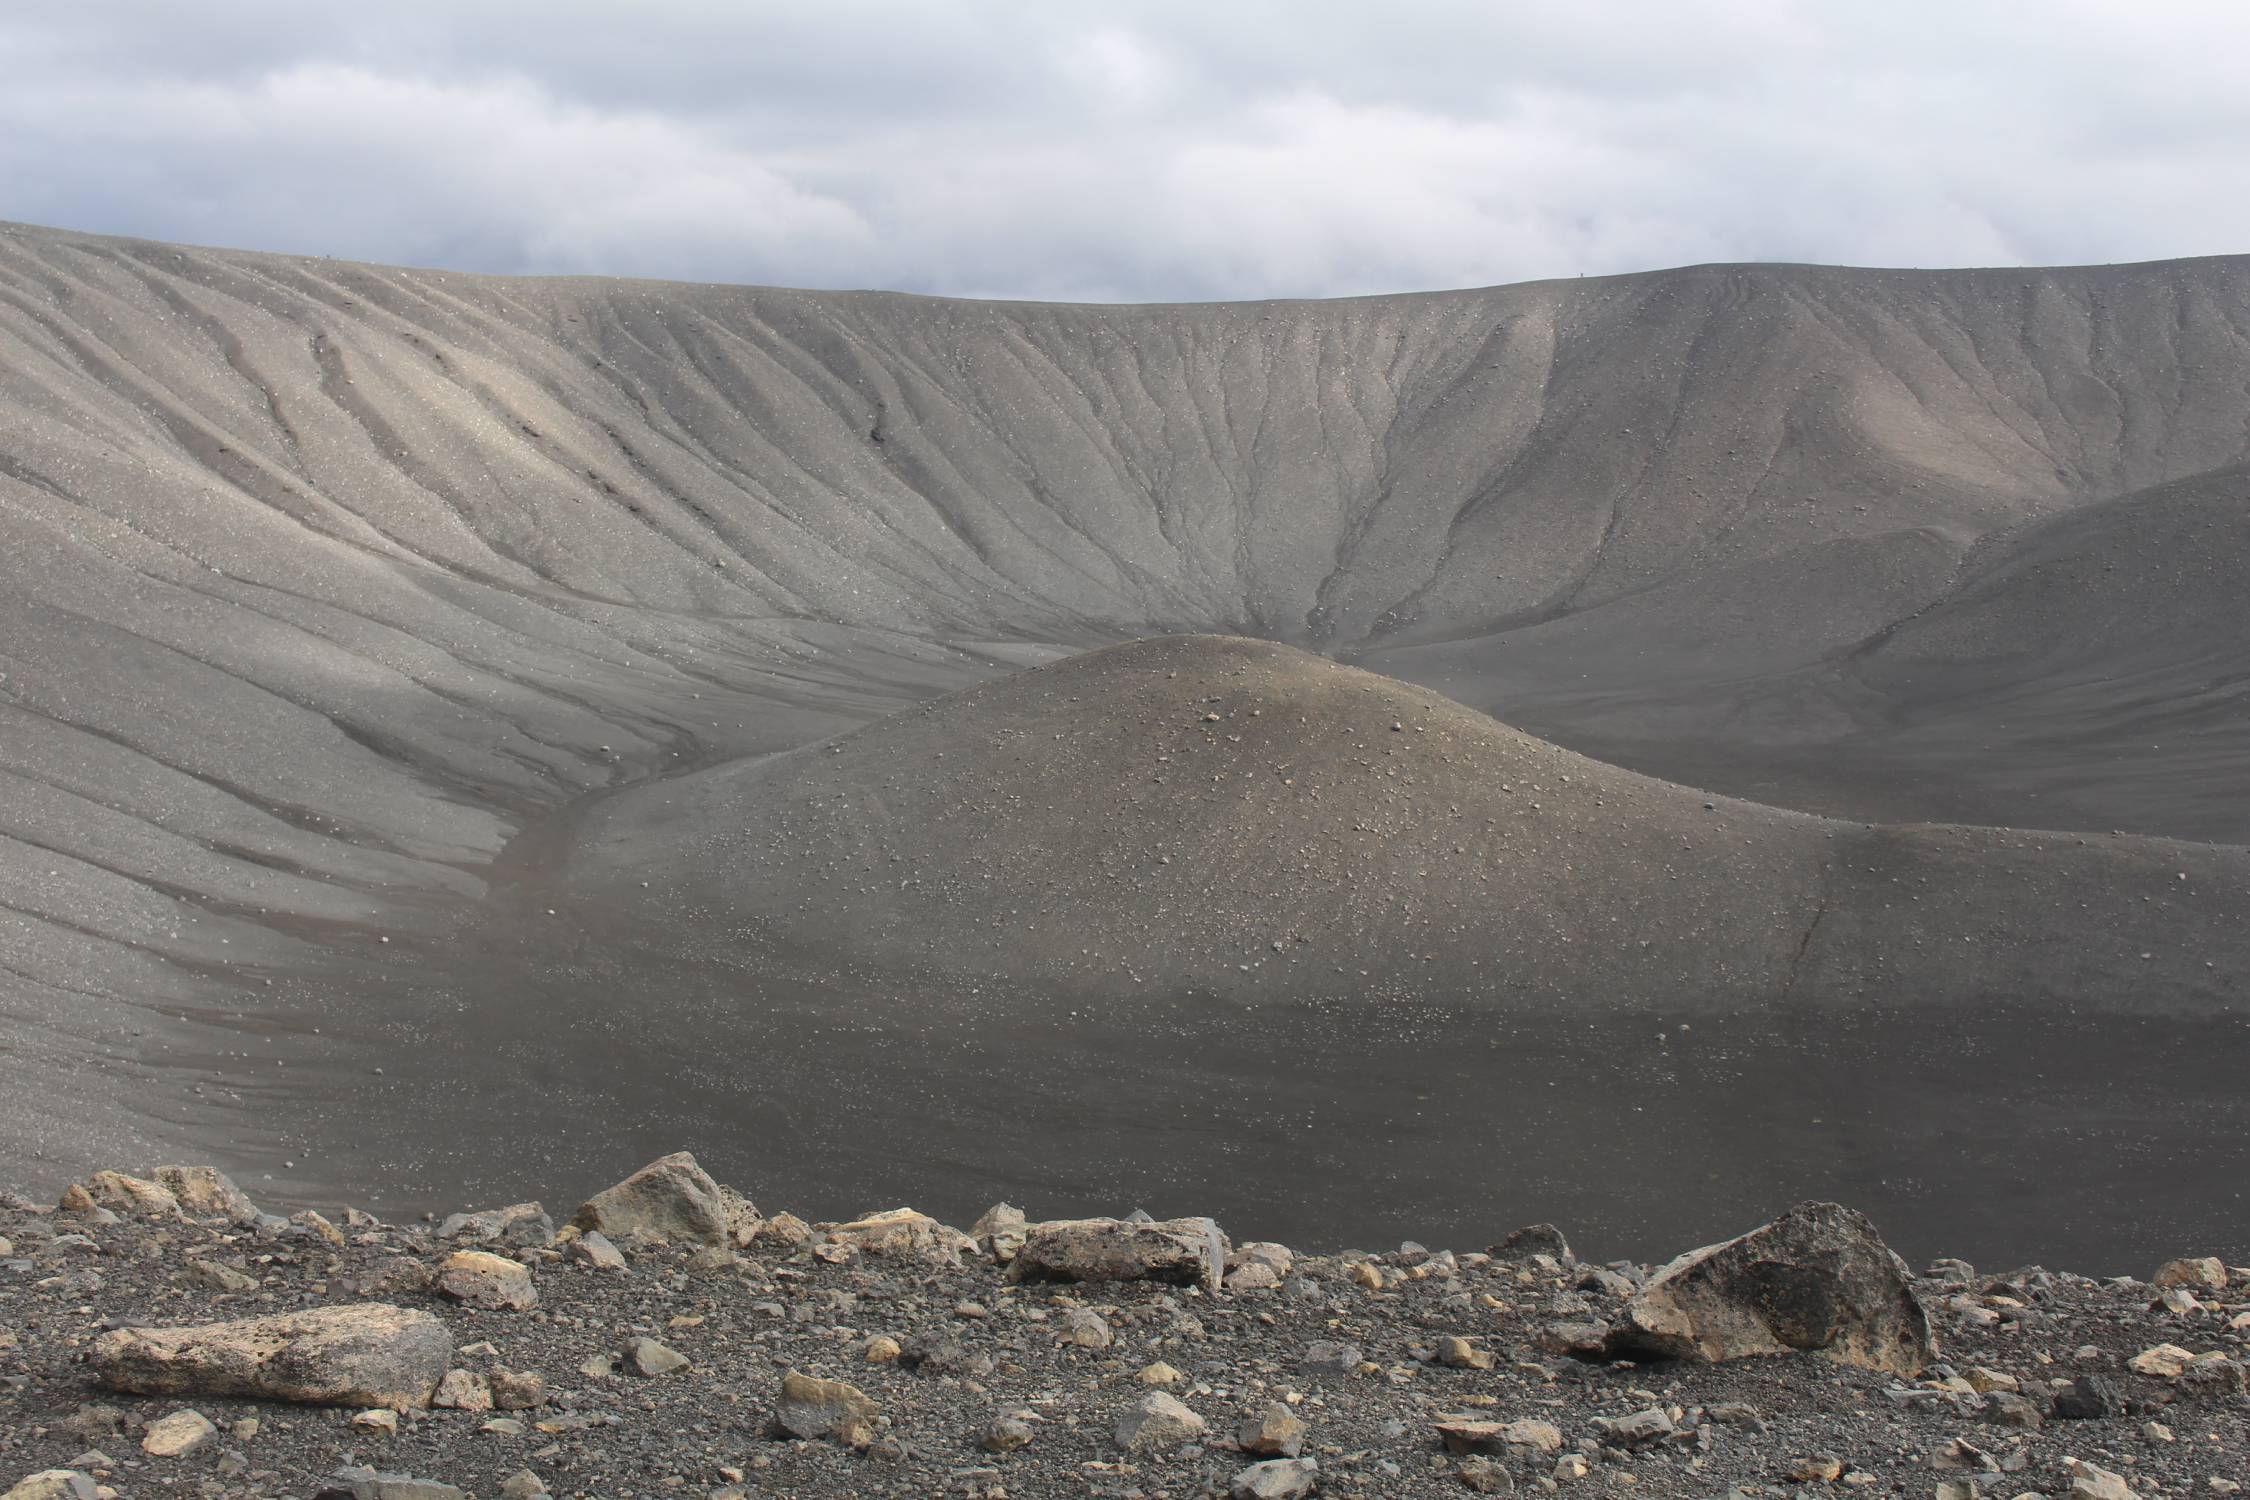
[3,2,2247,300]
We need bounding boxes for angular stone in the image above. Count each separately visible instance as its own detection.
[2153,1256,2228,1290]
[1059,1307,1114,1349]
[1437,1419,1562,1456]
[2067,1461,2134,1500]
[1606,1201,1934,1374]
[314,1468,468,1500]
[572,1152,755,1247]
[627,1337,688,1377]
[180,1260,259,1294]
[754,1211,811,1249]
[435,1251,537,1312]
[1595,1408,1674,1448]
[80,1171,180,1218]
[1011,1217,1229,1293]
[2051,1373,2121,1420]
[1,1475,98,1500]
[498,1473,548,1500]
[437,1203,553,1249]
[971,1203,1028,1262]
[776,1370,877,1447]
[150,1169,259,1223]
[92,1304,451,1410]
[1237,1403,1306,1457]
[489,1368,547,1410]
[563,1230,626,1271]
[1116,1391,1205,1452]
[1234,1241,1296,1278]
[432,1370,492,1411]
[140,1409,218,1457]
[1231,1458,1319,1500]
[812,1208,977,1265]
[1492,1223,1571,1261]
[1226,1262,1282,1293]
[1300,1340,1363,1375]
[2129,1343,2196,1378]
[1456,1456,1514,1493]
[1434,1335,1495,1370]
[979,1416,1035,1453]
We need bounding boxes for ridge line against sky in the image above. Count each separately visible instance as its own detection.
[4,1,2249,304]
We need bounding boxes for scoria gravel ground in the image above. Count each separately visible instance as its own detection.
[1,1181,2245,1499]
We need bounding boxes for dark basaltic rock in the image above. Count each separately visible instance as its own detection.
[1492,1223,1572,1261]
[91,1304,451,1410]
[2051,1373,2121,1420]
[1008,1216,1229,1293]
[1604,1202,1934,1374]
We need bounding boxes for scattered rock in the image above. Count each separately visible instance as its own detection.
[139,1409,217,1457]
[1434,1335,1495,1370]
[488,1367,546,1410]
[2066,1459,2135,1500]
[971,1203,1028,1263]
[1606,1201,1934,1374]
[92,1304,451,1409]
[180,1259,260,1294]
[626,1337,688,1377]
[2051,1373,2121,1420]
[813,1208,978,1264]
[431,1369,492,1411]
[435,1251,537,1312]
[1231,1457,1319,1499]
[437,1203,553,1249]
[979,1416,1035,1453]
[571,1152,757,1247]
[775,1370,877,1447]
[1301,1340,1364,1375]
[314,1468,467,1500]
[1009,1215,1229,1293]
[78,1171,180,1218]
[1437,1419,1562,1456]
[1116,1391,1205,1452]
[1492,1223,1571,1261]
[2153,1256,2229,1291]
[863,1335,902,1365]
[562,1229,626,1271]
[1138,1361,1185,1386]
[2130,1342,2197,1378]
[350,1408,398,1435]
[1060,1307,1114,1349]
[1,1476,97,1500]
[1237,1402,1306,1457]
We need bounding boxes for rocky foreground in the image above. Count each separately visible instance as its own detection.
[0,1157,2244,1500]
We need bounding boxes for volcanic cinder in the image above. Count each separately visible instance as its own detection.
[0,220,2246,1265]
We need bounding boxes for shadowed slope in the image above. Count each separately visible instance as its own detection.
[550,636,2250,1012]
[548,635,1834,1000]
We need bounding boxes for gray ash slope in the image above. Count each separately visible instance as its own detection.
[551,633,2247,1009]
[2,219,2249,1241]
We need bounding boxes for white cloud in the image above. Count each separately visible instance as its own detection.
[2,2,2247,300]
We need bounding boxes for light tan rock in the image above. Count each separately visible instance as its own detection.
[1010,1216,1229,1293]
[572,1151,758,1247]
[1,1472,98,1500]
[1116,1391,1205,1452]
[776,1371,877,1447]
[81,1172,180,1218]
[436,1251,538,1312]
[140,1410,216,1457]
[150,1169,259,1223]
[92,1304,450,1410]
[432,1369,493,1411]
[812,1208,977,1265]
[2153,1257,2229,1291]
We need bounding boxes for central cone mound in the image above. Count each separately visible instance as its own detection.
[553,635,1838,1001]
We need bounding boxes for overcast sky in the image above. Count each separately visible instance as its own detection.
[4,2,2247,302]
